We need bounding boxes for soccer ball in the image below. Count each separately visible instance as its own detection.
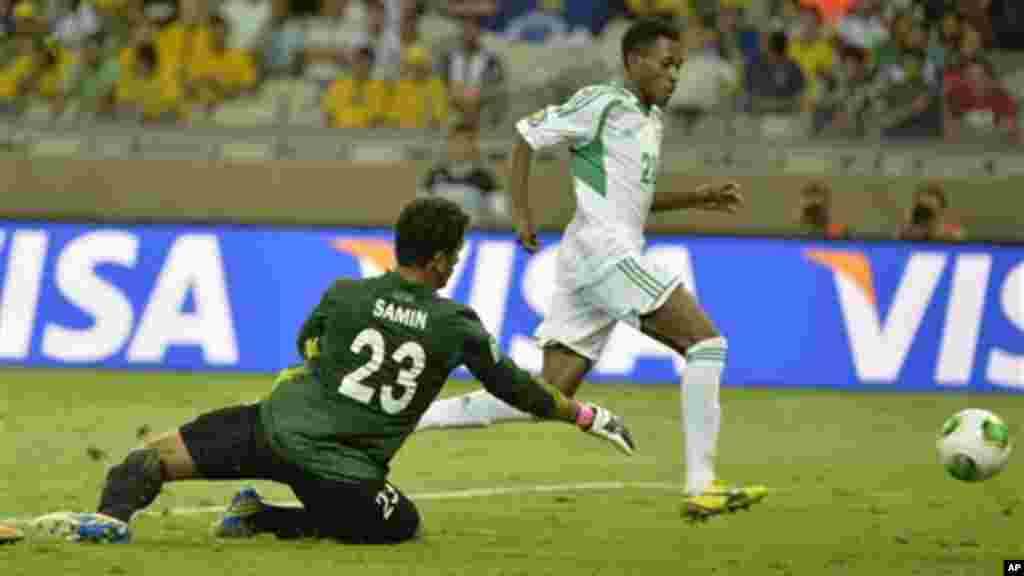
[936,409,1012,482]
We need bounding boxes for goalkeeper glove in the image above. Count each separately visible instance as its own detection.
[575,403,635,456]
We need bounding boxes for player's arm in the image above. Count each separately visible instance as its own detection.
[508,133,538,252]
[296,306,326,361]
[512,87,612,252]
[457,310,635,454]
[651,183,743,213]
[296,278,355,361]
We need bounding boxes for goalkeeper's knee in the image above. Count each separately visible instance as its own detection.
[98,448,165,522]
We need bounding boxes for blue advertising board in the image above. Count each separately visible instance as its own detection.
[0,222,1021,392]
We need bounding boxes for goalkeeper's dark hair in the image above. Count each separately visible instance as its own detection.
[395,197,470,267]
[621,17,680,69]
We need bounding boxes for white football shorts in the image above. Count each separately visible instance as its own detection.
[534,253,682,361]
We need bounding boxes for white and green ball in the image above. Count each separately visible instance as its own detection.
[937,408,1012,482]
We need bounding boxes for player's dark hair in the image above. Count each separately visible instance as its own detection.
[395,197,470,267]
[621,18,680,69]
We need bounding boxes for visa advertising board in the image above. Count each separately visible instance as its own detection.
[0,223,1020,392]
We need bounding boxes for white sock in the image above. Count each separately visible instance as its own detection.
[415,390,534,431]
[682,337,726,496]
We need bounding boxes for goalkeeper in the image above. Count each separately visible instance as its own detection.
[32,198,634,545]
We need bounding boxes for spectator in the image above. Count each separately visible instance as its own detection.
[668,15,738,134]
[747,30,805,114]
[956,0,994,50]
[221,0,272,56]
[899,183,966,242]
[795,181,850,239]
[419,122,506,226]
[360,0,403,81]
[119,42,182,123]
[817,45,876,137]
[116,16,155,106]
[938,10,961,60]
[876,16,938,84]
[33,39,73,117]
[797,0,856,25]
[440,15,504,129]
[321,42,389,127]
[188,14,258,116]
[787,5,834,114]
[874,10,912,71]
[52,0,101,49]
[873,49,940,140]
[0,0,12,39]
[945,57,1020,145]
[716,3,757,68]
[957,21,983,64]
[0,6,43,113]
[303,0,365,93]
[60,31,119,121]
[388,43,446,129]
[263,0,304,75]
[836,0,887,53]
[776,0,804,37]
[920,20,945,72]
[125,5,189,111]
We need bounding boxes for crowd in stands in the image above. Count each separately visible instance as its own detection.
[0,0,505,128]
[664,0,1019,143]
[0,0,1019,146]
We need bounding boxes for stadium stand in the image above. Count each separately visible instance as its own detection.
[1,1,1021,167]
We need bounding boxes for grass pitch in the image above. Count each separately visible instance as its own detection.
[2,368,1021,575]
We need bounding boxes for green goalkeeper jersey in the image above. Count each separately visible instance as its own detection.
[260,272,567,481]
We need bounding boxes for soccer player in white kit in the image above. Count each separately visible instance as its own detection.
[417,18,766,519]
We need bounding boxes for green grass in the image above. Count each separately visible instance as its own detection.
[2,368,1022,575]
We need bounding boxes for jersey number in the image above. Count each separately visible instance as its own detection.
[641,152,658,185]
[338,328,426,414]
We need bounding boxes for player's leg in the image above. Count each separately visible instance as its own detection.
[415,287,606,431]
[33,418,200,542]
[33,403,312,542]
[629,256,765,518]
[287,476,420,544]
[639,285,724,497]
[32,421,199,542]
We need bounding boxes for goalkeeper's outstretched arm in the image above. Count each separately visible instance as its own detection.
[459,309,635,455]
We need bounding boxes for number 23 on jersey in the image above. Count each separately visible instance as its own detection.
[339,328,425,414]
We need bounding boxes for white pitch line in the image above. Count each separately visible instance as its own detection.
[2,481,686,525]
[140,481,687,517]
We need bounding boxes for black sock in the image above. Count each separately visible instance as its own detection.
[97,449,164,523]
[250,505,319,540]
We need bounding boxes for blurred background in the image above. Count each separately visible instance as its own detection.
[0,0,1022,240]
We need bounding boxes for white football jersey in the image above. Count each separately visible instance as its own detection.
[516,83,664,288]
